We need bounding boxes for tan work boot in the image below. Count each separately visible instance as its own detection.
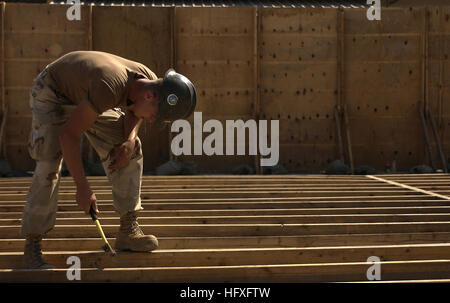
[23,234,54,269]
[115,211,158,252]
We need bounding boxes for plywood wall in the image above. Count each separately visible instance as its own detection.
[175,7,257,173]
[428,6,450,171]
[92,5,172,170]
[343,7,426,172]
[1,3,449,173]
[260,8,338,173]
[3,3,90,170]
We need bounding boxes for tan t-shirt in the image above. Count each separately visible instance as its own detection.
[47,51,157,114]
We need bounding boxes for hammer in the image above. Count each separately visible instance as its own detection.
[89,206,116,256]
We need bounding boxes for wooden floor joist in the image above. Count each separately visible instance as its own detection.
[367,175,450,201]
[0,174,450,282]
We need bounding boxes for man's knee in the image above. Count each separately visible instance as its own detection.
[33,160,63,186]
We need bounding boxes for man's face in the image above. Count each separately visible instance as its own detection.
[131,90,159,123]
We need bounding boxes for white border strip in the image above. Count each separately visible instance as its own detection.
[366,175,450,201]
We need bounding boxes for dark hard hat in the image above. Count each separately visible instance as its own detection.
[157,69,197,124]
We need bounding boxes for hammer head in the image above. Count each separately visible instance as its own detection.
[102,243,117,256]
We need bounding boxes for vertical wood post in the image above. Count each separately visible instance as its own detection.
[336,8,344,164]
[338,8,353,173]
[88,4,93,50]
[168,6,176,161]
[424,7,429,115]
[254,6,261,174]
[421,7,428,112]
[438,7,444,142]
[421,7,432,166]
[1,2,6,159]
[87,3,95,163]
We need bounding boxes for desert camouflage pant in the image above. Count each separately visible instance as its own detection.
[21,68,144,237]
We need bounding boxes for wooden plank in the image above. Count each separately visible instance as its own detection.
[344,8,425,34]
[1,185,449,194]
[436,61,450,84]
[349,117,423,145]
[260,62,337,90]
[56,186,423,195]
[350,145,427,173]
[276,119,336,145]
[6,117,30,144]
[260,8,337,35]
[0,183,398,190]
[260,35,337,62]
[5,213,450,226]
[429,5,450,33]
[368,174,450,201]
[4,89,31,117]
[176,61,253,90]
[344,35,421,61]
[176,7,254,35]
[4,221,450,238]
[0,188,432,201]
[4,61,50,87]
[177,36,253,61]
[4,32,86,59]
[177,155,256,174]
[174,114,257,173]
[5,145,33,171]
[4,243,450,270]
[0,174,445,183]
[345,62,421,90]
[276,143,337,172]
[1,184,449,193]
[0,193,440,204]
[4,231,450,251]
[0,177,398,186]
[1,260,450,283]
[345,88,421,117]
[427,34,450,61]
[0,175,447,186]
[92,6,171,75]
[0,183,406,191]
[5,205,450,219]
[5,200,450,213]
[260,89,336,114]
[4,3,89,33]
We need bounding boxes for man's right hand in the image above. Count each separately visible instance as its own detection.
[76,184,98,215]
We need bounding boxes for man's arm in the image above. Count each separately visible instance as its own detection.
[124,109,143,143]
[59,100,99,214]
[108,110,142,171]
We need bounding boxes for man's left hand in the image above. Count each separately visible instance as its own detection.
[108,139,136,172]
